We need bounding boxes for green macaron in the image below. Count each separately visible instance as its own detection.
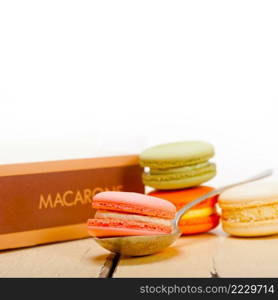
[140,141,216,190]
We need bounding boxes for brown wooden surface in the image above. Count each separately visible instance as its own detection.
[0,238,110,277]
[115,227,278,277]
[1,227,278,277]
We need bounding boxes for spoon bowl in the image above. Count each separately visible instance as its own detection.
[93,169,273,256]
[94,231,181,256]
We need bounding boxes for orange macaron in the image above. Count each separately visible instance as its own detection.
[149,186,220,235]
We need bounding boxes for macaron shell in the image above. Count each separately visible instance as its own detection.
[143,170,216,190]
[175,198,217,211]
[222,219,278,237]
[92,191,176,219]
[140,141,215,169]
[219,181,278,209]
[179,221,218,235]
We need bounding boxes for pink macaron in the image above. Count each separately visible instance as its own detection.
[87,191,176,237]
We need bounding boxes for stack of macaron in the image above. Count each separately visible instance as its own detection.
[140,141,216,190]
[140,141,220,235]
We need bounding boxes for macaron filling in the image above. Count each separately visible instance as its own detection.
[140,154,214,169]
[222,203,278,223]
[88,210,173,234]
[147,162,213,174]
[95,211,172,227]
[181,207,217,220]
[143,162,216,181]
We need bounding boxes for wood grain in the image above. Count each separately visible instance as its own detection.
[213,232,278,277]
[114,233,219,277]
[2,227,278,277]
[114,227,278,277]
[0,238,110,277]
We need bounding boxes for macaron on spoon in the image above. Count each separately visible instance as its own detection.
[93,170,272,256]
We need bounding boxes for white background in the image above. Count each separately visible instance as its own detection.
[0,0,278,185]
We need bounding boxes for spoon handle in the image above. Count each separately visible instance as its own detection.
[174,169,273,227]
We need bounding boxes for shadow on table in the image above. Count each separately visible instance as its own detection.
[91,232,219,266]
[119,246,180,266]
[91,246,180,266]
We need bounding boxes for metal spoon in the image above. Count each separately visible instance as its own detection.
[93,169,273,256]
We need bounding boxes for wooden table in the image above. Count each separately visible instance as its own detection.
[1,227,278,277]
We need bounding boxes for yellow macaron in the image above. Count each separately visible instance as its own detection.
[219,181,278,237]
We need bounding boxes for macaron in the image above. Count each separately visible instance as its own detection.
[219,181,278,237]
[149,186,220,235]
[87,191,176,237]
[140,141,216,190]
